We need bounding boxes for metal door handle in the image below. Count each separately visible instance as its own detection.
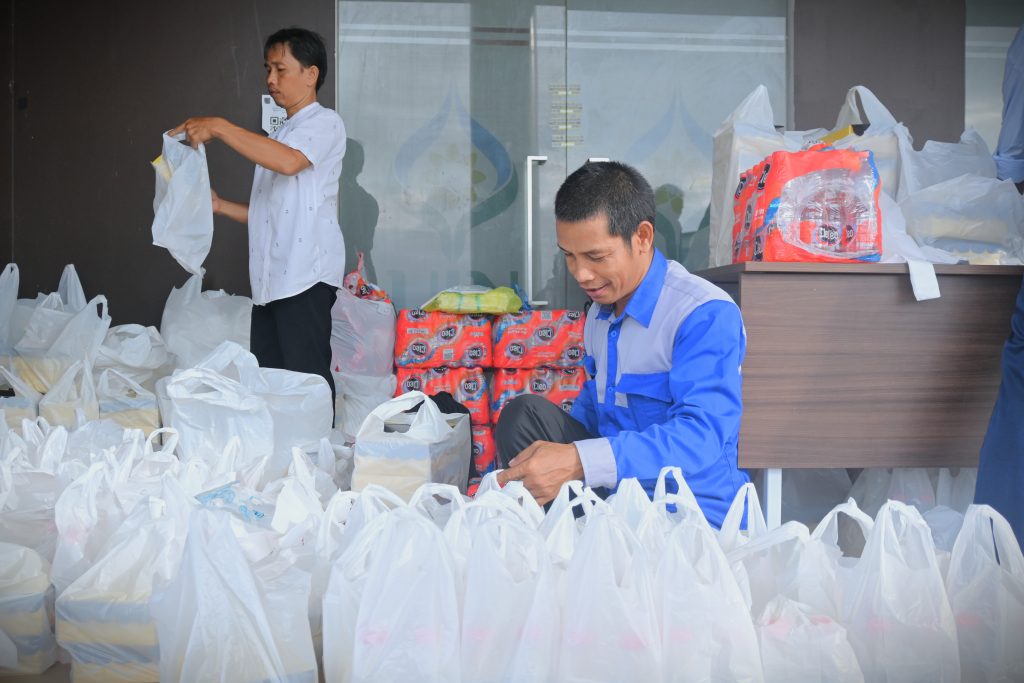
[587,157,610,163]
[526,155,549,307]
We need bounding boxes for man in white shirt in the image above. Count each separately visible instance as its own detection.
[171,28,346,400]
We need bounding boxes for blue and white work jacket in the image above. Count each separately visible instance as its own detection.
[571,249,750,528]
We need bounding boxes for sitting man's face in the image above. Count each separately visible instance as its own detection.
[556,211,652,313]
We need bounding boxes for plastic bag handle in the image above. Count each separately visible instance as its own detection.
[146,428,179,457]
[0,366,42,401]
[548,479,605,519]
[811,497,875,542]
[58,264,87,311]
[355,483,409,511]
[653,465,702,511]
[835,85,899,130]
[718,482,767,551]
[951,504,1024,578]
[358,390,449,438]
[409,482,468,511]
[728,520,810,562]
[97,367,153,399]
[870,500,935,568]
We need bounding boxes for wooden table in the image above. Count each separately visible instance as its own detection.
[698,262,1024,526]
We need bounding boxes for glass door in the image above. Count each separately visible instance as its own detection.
[337,1,571,310]
[564,0,788,298]
[337,0,788,310]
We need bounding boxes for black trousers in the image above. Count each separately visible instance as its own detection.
[250,282,336,402]
[494,394,596,468]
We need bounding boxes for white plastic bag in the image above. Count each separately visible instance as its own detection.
[151,132,213,277]
[152,509,317,683]
[94,324,173,391]
[461,515,560,683]
[245,367,333,475]
[326,507,460,683]
[659,516,763,683]
[164,368,273,468]
[842,500,960,682]
[901,174,1024,264]
[0,542,56,675]
[898,129,997,201]
[160,275,251,369]
[56,479,193,683]
[97,368,160,436]
[717,482,768,555]
[38,361,99,428]
[352,391,471,500]
[0,367,41,430]
[756,597,863,683]
[331,288,396,377]
[13,292,110,394]
[559,511,662,682]
[334,371,396,441]
[710,85,810,267]
[726,520,810,619]
[800,499,874,621]
[636,466,707,568]
[0,264,18,366]
[830,85,912,200]
[945,504,1024,683]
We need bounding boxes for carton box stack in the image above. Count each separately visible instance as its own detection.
[393,308,586,492]
[394,310,493,490]
[489,310,586,481]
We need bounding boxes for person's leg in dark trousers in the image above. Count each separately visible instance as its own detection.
[250,303,285,370]
[495,394,596,468]
[257,283,338,403]
[975,275,1024,547]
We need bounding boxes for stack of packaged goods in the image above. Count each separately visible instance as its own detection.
[394,310,493,490]
[731,146,883,264]
[490,310,587,478]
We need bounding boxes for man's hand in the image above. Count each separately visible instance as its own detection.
[496,441,584,505]
[211,189,221,214]
[168,116,228,148]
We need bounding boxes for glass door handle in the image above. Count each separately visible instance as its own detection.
[525,155,549,307]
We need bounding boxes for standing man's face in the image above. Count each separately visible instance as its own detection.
[265,43,318,116]
[556,212,654,315]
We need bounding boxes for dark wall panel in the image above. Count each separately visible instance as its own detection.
[794,0,965,146]
[1,2,12,268]
[10,0,334,325]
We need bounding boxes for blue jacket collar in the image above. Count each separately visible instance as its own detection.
[595,248,666,328]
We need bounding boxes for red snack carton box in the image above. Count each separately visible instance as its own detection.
[395,366,490,425]
[492,310,584,369]
[490,366,585,424]
[395,309,492,368]
[471,425,498,476]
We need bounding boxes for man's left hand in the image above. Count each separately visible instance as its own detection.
[168,116,226,148]
[496,441,584,505]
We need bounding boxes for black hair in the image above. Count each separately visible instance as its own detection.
[554,161,655,246]
[265,27,328,92]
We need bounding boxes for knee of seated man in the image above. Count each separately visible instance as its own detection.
[500,393,555,426]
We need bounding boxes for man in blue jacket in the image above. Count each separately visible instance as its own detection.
[496,161,749,528]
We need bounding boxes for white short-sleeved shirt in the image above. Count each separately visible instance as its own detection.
[248,101,347,305]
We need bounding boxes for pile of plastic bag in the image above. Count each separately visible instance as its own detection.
[712,84,1022,267]
[3,410,1021,683]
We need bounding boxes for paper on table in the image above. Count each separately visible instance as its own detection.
[907,259,941,301]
